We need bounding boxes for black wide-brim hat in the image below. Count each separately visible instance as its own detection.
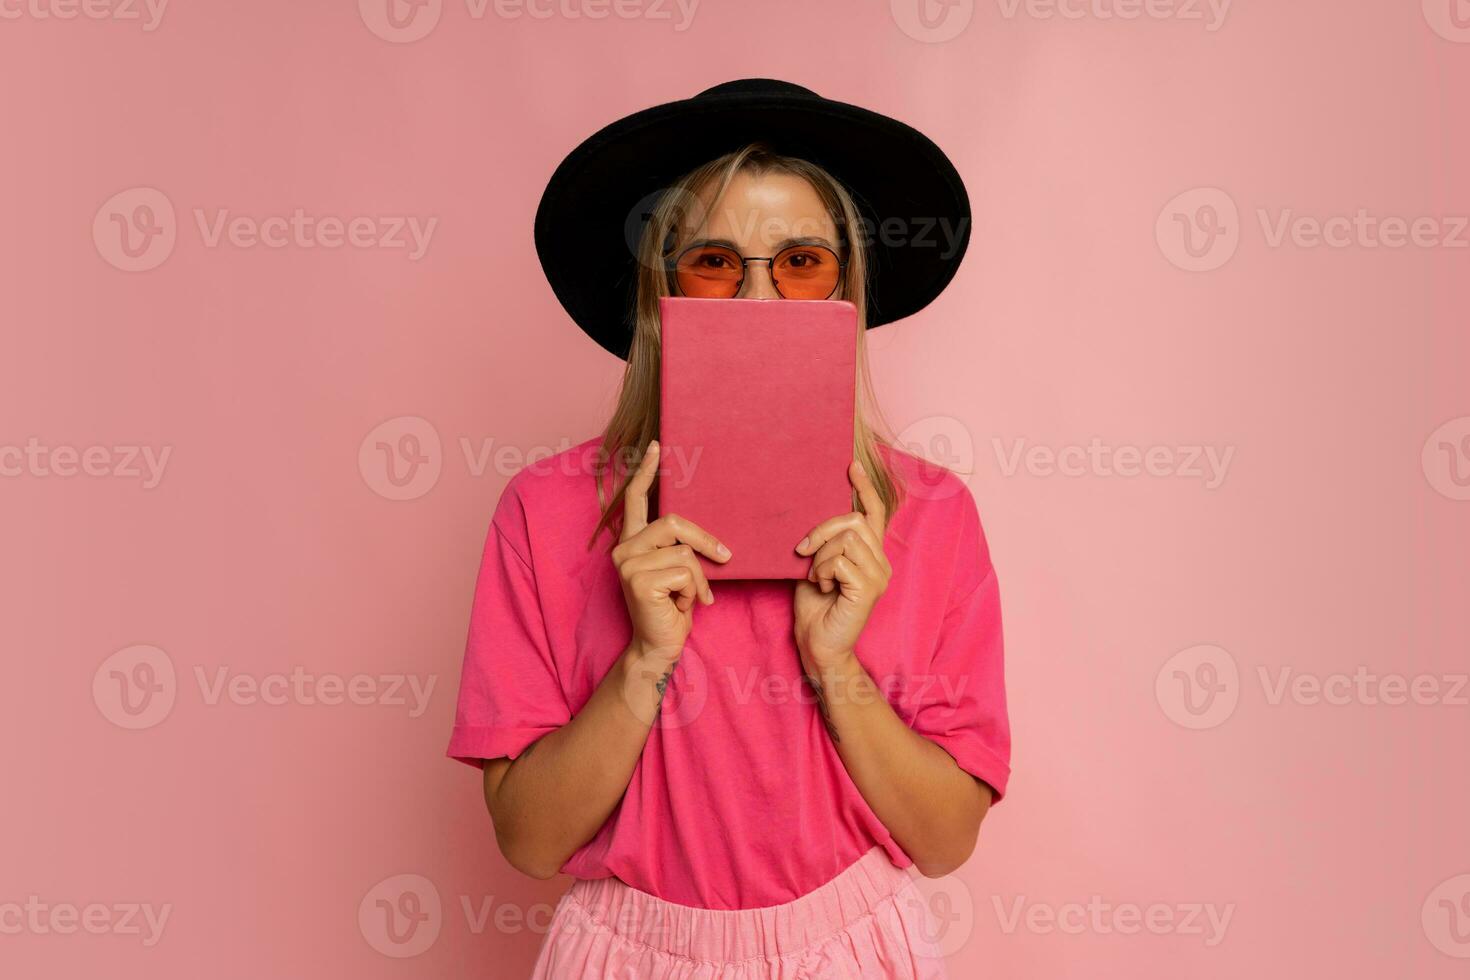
[534,78,972,359]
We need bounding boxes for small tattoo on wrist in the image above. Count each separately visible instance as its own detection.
[805,675,841,743]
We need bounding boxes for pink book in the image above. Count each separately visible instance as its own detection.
[658,297,857,580]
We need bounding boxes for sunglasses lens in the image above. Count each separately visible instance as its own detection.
[772,245,841,300]
[675,245,744,298]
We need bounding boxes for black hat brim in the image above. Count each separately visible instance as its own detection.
[534,80,972,359]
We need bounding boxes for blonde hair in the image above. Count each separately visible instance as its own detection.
[589,143,903,547]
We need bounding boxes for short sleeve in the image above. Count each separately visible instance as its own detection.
[446,483,572,767]
[909,493,1012,803]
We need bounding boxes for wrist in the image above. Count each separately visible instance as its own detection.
[623,637,682,669]
[616,640,682,725]
[801,646,861,679]
[803,651,872,743]
[803,649,866,704]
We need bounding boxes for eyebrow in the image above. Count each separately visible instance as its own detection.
[682,235,841,255]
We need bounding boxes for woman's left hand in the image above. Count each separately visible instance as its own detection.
[793,459,892,676]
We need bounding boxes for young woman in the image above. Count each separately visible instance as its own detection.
[448,79,1010,979]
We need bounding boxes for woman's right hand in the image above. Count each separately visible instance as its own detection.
[611,440,731,665]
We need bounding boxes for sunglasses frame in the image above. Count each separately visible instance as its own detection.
[666,241,848,301]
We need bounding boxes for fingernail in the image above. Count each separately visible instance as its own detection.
[647,440,659,453]
[716,542,731,559]
[796,536,810,553]
[703,587,714,605]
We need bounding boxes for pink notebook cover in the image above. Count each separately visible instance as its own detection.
[658,297,857,580]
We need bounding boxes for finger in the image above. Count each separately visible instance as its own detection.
[796,511,882,561]
[620,544,714,605]
[619,441,660,543]
[806,529,875,582]
[812,554,862,596]
[630,565,698,612]
[849,458,887,536]
[625,512,731,564]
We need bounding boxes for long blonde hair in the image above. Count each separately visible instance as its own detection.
[589,143,903,547]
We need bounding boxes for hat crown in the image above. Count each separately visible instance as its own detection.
[535,78,970,357]
[693,78,818,102]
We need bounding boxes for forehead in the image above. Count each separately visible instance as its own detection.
[680,169,837,248]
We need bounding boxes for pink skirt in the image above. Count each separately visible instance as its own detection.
[529,846,949,979]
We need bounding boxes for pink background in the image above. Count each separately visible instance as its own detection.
[3,0,1467,976]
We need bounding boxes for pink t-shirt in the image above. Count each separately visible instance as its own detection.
[447,437,1010,910]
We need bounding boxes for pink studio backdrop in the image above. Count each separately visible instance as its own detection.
[2,1,1467,977]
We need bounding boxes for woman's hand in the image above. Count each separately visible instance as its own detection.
[612,440,731,668]
[793,459,892,677]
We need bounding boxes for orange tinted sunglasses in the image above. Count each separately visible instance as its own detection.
[669,241,846,301]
